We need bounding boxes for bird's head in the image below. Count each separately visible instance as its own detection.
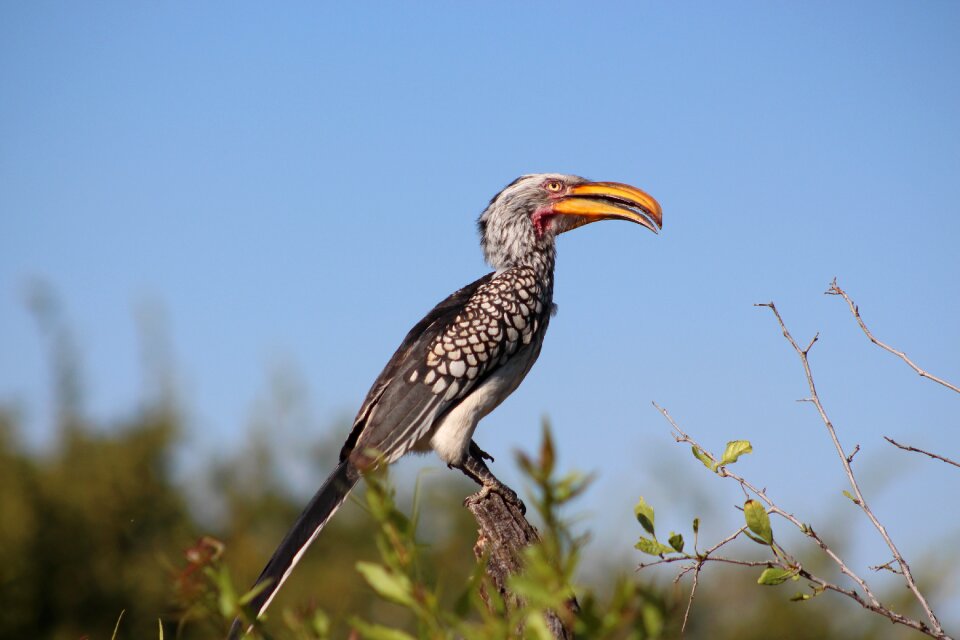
[477,173,662,269]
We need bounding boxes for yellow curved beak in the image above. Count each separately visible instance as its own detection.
[552,181,663,234]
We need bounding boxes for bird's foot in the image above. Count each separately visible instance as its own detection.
[469,440,495,463]
[454,449,526,514]
[466,479,526,515]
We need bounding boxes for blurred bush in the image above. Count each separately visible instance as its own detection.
[0,291,943,639]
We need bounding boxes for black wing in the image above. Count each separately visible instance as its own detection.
[342,265,551,464]
[339,271,495,461]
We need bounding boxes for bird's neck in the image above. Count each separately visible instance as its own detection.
[498,248,556,285]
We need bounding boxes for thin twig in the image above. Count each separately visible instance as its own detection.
[680,563,700,634]
[703,525,749,557]
[756,302,945,638]
[870,559,903,575]
[638,554,770,572]
[654,402,879,606]
[884,437,960,470]
[637,520,759,634]
[826,279,960,394]
[637,526,754,573]
[652,402,949,638]
[793,568,934,632]
[846,444,860,464]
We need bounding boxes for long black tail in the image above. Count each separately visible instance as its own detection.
[227,460,360,639]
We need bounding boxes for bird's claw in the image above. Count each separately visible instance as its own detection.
[501,486,527,514]
[469,440,495,463]
[467,482,526,515]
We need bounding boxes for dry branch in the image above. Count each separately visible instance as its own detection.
[884,437,960,470]
[651,401,951,639]
[464,488,575,639]
[826,279,960,394]
[755,301,946,637]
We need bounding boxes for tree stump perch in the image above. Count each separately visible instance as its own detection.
[464,488,576,639]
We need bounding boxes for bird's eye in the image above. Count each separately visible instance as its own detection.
[544,180,564,193]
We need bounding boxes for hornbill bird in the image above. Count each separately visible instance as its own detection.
[228,173,662,637]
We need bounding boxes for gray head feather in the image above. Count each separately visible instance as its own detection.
[477,173,585,270]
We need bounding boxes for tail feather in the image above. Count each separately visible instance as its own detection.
[227,460,360,639]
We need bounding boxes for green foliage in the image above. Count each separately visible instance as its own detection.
[634,537,674,557]
[719,441,753,467]
[691,440,753,473]
[633,497,679,558]
[633,496,656,536]
[356,562,417,608]
[743,500,773,545]
[667,533,684,554]
[756,567,798,586]
[342,425,672,639]
[6,298,950,640]
[690,445,716,472]
[349,619,417,640]
[0,406,193,640]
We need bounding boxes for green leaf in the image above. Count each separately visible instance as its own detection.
[111,611,125,640]
[539,422,556,476]
[634,496,656,536]
[305,609,331,636]
[454,553,487,618]
[212,566,237,617]
[744,500,773,544]
[524,611,555,640]
[719,440,753,466]
[635,536,673,556]
[516,452,535,478]
[642,602,665,636]
[237,579,271,607]
[508,574,560,608]
[743,530,769,545]
[691,445,717,472]
[842,490,860,505]
[757,567,797,586]
[355,562,414,607]
[349,618,417,640]
[790,592,812,601]
[668,532,685,553]
[555,471,593,503]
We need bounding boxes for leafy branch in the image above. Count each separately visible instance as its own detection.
[348,426,672,639]
[635,291,954,639]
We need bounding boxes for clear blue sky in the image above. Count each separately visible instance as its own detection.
[2,1,958,628]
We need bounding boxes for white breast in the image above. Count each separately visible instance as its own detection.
[424,343,540,465]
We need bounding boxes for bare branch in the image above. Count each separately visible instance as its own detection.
[870,559,903,575]
[637,554,769,572]
[884,437,960,470]
[826,279,960,394]
[680,563,700,634]
[757,301,946,638]
[846,444,860,464]
[794,569,938,634]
